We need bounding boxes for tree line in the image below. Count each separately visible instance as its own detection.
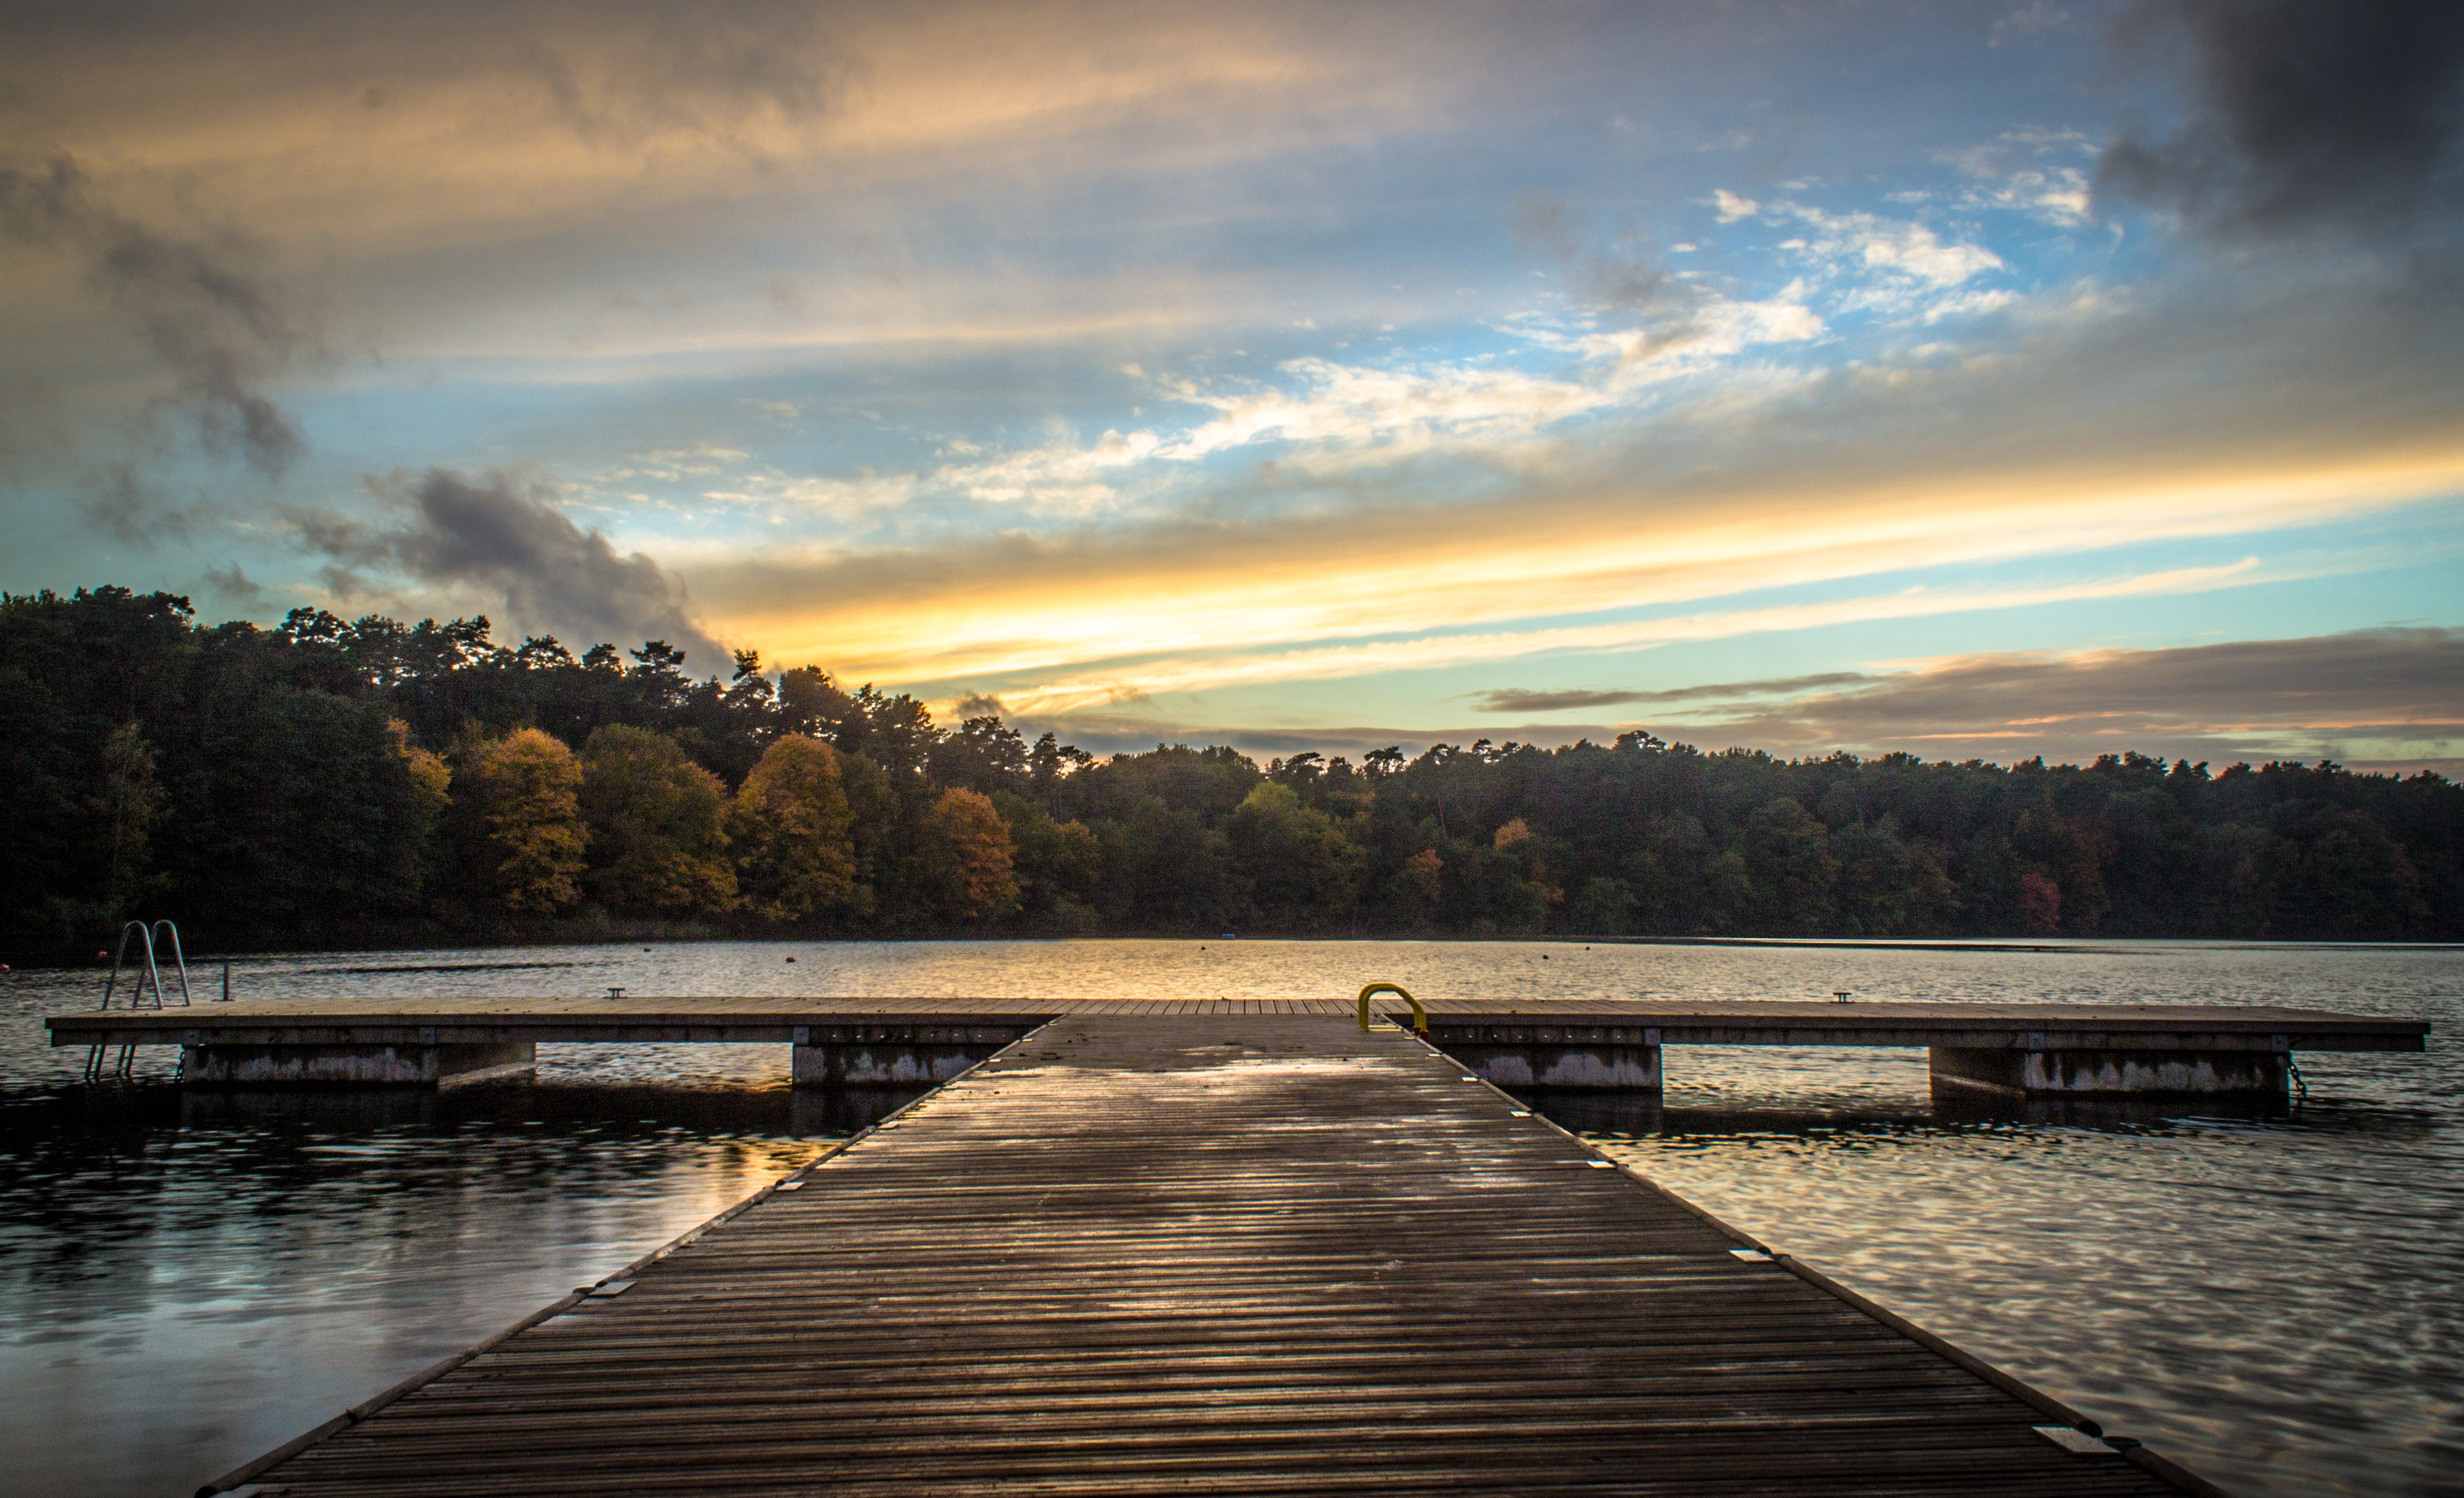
[4,585,2457,957]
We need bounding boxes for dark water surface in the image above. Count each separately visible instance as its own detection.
[3,938,2455,1496]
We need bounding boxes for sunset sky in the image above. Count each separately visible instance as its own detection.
[4,1,2459,771]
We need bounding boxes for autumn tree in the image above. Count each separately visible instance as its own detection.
[579,725,737,916]
[389,718,451,827]
[729,734,857,923]
[921,787,1019,923]
[471,728,588,913]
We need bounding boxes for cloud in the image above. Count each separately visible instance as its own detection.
[1512,193,1702,325]
[202,560,265,607]
[1663,628,2464,773]
[0,0,1468,268]
[1991,4,2072,49]
[1474,687,1651,713]
[978,558,2275,718]
[2097,1,2464,239]
[0,154,308,476]
[1017,631,2463,773]
[1474,674,1869,713]
[683,225,2464,707]
[1773,202,2004,293]
[508,3,848,149]
[1945,128,2096,226]
[292,467,728,670]
[78,462,191,545]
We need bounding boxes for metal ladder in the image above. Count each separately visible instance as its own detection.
[85,919,193,1082]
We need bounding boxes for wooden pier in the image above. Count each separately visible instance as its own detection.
[203,1012,2237,1497]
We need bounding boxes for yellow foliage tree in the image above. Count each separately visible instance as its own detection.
[578,725,737,915]
[728,735,857,923]
[922,786,1019,922]
[471,728,587,912]
[387,718,451,826]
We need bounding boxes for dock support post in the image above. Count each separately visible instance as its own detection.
[789,1025,1020,1087]
[1929,1044,2290,1101]
[180,1041,537,1087]
[1422,1024,1664,1094]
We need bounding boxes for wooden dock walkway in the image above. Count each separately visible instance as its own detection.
[208,1014,2224,1497]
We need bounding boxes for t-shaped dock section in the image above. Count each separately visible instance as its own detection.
[48,994,2431,1102]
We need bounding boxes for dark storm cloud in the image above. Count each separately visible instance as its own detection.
[1473,674,1867,714]
[293,467,727,670]
[0,155,308,476]
[2097,1,2464,239]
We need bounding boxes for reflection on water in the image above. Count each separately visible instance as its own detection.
[0,1060,843,1496]
[1546,1038,2462,1498]
[2,938,2457,1497]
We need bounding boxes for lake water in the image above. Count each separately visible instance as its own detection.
[3,938,2456,1497]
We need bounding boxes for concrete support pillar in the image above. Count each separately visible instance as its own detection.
[790,1041,998,1087]
[1929,1046,2288,1101]
[1425,1022,1665,1094]
[181,1041,536,1087]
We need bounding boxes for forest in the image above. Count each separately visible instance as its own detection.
[3,586,2458,958]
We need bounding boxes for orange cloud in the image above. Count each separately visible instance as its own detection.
[694,443,2464,690]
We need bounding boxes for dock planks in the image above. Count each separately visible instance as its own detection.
[215,1015,2211,1496]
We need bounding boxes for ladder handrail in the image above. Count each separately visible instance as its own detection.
[88,918,195,1082]
[99,919,194,1010]
[100,922,159,1010]
[153,919,193,1005]
[1357,981,1428,1036]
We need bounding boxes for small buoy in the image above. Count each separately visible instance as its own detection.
[1542,954,1549,960]
[96,950,107,960]
[786,956,797,963]
[642,947,652,953]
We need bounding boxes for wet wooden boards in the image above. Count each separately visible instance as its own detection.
[209,1015,2217,1497]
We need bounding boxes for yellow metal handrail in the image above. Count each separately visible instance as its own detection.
[1358,982,1427,1036]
